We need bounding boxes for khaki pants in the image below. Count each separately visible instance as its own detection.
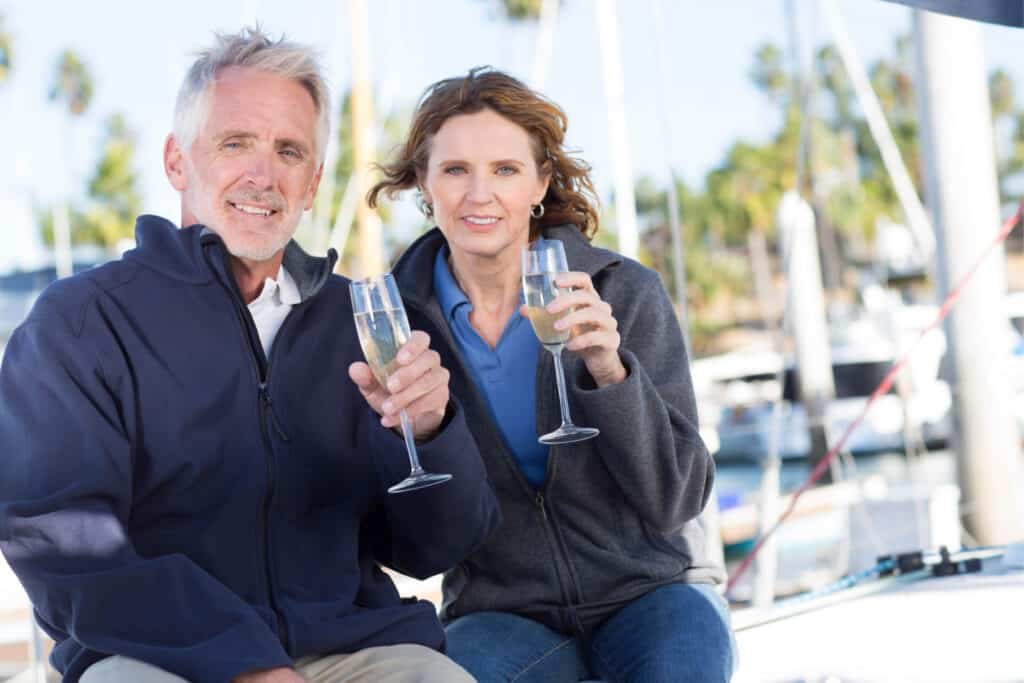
[79,644,475,683]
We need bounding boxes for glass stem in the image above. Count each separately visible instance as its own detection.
[399,409,424,475]
[550,346,574,427]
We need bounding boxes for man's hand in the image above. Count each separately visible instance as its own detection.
[349,330,450,441]
[232,667,305,683]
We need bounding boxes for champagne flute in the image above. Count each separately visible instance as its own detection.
[350,273,453,494]
[522,239,600,445]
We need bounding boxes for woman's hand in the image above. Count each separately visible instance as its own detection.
[525,271,627,387]
[348,330,450,440]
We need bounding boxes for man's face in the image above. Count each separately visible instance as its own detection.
[164,66,323,262]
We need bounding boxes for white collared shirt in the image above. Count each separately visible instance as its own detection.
[247,264,302,358]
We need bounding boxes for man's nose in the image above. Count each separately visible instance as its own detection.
[243,150,275,189]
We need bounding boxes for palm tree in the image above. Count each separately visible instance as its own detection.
[489,0,559,90]
[0,13,12,84]
[49,50,93,114]
[84,114,141,247]
[751,43,790,107]
[48,49,94,278]
[492,0,545,20]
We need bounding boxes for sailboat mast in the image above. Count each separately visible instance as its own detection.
[913,8,1023,544]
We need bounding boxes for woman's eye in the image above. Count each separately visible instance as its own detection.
[444,166,466,175]
[497,166,518,176]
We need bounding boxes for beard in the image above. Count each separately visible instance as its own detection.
[221,228,294,262]
[199,187,297,262]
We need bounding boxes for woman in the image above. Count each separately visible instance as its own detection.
[369,67,734,683]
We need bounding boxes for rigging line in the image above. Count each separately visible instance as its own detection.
[726,198,1024,597]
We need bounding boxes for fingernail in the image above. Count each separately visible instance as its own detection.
[387,378,400,392]
[397,351,410,363]
[554,320,566,330]
[382,400,393,413]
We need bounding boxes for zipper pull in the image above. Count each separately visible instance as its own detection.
[259,383,291,442]
[536,492,548,521]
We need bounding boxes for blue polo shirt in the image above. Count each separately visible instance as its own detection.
[433,247,549,488]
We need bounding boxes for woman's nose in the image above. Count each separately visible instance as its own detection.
[466,173,493,202]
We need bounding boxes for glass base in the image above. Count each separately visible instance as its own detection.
[539,425,600,445]
[388,471,453,494]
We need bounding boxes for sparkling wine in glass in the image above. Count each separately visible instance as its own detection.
[522,239,600,445]
[350,273,453,493]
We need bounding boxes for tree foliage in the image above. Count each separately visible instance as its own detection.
[636,32,1024,350]
[41,114,141,248]
[490,0,545,21]
[49,49,93,115]
[0,13,12,84]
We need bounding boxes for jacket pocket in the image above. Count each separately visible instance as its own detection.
[641,518,690,570]
[611,507,685,578]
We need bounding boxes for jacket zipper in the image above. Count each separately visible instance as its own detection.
[534,491,575,612]
[536,354,586,614]
[536,487,584,607]
[207,247,293,650]
[254,380,288,647]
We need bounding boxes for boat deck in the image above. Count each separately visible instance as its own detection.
[732,552,1024,682]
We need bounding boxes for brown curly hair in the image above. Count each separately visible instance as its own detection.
[367,66,600,240]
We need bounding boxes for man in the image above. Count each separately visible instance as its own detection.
[0,28,498,683]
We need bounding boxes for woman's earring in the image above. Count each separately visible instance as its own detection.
[417,193,434,219]
[530,203,546,219]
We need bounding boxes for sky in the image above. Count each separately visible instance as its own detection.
[3,0,1024,272]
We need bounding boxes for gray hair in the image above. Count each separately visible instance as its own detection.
[173,26,331,164]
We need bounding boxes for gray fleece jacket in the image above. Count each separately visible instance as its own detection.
[393,224,725,635]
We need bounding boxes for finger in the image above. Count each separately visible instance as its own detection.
[565,329,621,353]
[348,362,389,414]
[380,372,449,429]
[395,330,431,366]
[348,361,380,392]
[553,271,594,291]
[400,389,449,426]
[384,374,450,427]
[386,347,441,394]
[383,364,449,416]
[554,305,617,333]
[547,289,602,314]
[385,385,448,428]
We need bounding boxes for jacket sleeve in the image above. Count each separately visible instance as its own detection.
[568,271,714,533]
[357,401,501,579]
[0,298,291,683]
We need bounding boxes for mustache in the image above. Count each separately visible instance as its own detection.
[226,190,286,212]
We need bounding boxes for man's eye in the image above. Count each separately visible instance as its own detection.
[280,148,302,159]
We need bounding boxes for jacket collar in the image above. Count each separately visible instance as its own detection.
[124,214,337,301]
[393,224,621,310]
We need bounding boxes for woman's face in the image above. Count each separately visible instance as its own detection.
[421,108,549,263]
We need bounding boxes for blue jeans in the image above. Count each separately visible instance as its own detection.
[445,583,736,683]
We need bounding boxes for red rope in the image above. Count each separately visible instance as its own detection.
[725,199,1024,597]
